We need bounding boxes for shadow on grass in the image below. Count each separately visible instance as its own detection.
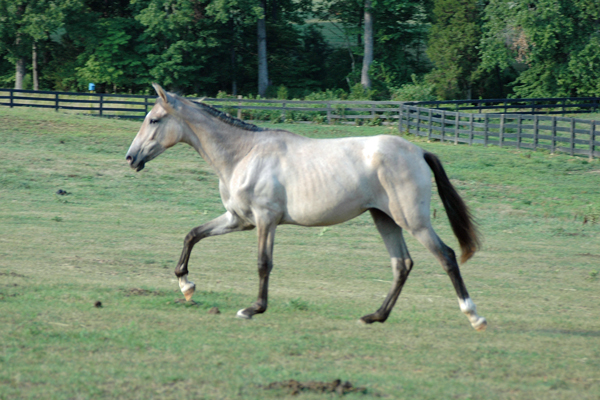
[536,329,600,337]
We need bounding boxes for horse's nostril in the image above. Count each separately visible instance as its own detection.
[126,155,133,164]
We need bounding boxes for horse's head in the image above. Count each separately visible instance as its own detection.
[126,83,186,172]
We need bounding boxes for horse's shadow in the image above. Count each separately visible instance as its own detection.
[535,329,600,337]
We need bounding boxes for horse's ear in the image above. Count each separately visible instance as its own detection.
[152,83,169,104]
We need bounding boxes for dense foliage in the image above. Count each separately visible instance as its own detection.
[0,0,598,100]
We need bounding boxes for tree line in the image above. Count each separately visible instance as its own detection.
[1,0,599,101]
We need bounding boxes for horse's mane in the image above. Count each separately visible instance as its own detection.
[191,99,266,132]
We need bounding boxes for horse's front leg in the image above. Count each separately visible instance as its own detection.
[237,222,277,319]
[174,212,253,301]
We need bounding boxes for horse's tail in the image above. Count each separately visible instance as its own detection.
[423,152,480,263]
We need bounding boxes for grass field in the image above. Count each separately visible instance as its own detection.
[1,106,599,399]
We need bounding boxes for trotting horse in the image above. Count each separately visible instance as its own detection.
[125,84,487,331]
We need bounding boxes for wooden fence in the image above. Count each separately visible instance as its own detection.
[2,88,599,158]
[405,96,600,115]
[3,88,600,122]
[399,105,600,159]
[0,88,402,123]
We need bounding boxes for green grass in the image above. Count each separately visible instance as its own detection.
[1,107,599,399]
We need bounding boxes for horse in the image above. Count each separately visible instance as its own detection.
[125,84,487,331]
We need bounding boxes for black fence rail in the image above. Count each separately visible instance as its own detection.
[399,105,600,159]
[0,88,403,123]
[2,88,599,158]
[4,88,599,123]
[406,96,600,115]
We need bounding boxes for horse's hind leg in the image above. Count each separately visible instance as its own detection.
[360,209,414,324]
[174,212,253,301]
[236,221,277,319]
[412,227,487,331]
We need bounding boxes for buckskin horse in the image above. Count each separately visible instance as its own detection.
[125,84,486,331]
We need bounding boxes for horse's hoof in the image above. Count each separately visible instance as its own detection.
[183,288,195,302]
[236,309,252,319]
[178,275,196,302]
[359,313,386,324]
[472,317,487,332]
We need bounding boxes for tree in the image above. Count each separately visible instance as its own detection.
[0,0,82,89]
[133,0,231,94]
[360,0,373,88]
[426,0,483,100]
[480,0,600,98]
[317,0,432,96]
[256,0,269,96]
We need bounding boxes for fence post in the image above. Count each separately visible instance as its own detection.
[468,113,474,145]
[516,115,522,149]
[416,108,421,136]
[590,121,596,160]
[551,116,557,154]
[9,89,14,108]
[427,109,432,141]
[483,114,489,147]
[398,105,402,133]
[55,92,59,112]
[99,94,103,117]
[533,115,539,150]
[281,102,286,123]
[454,112,459,144]
[569,117,575,156]
[237,95,242,120]
[499,114,505,147]
[440,110,446,143]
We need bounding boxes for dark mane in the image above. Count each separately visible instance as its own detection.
[191,100,266,132]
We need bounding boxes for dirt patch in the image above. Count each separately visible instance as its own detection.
[263,379,367,396]
[577,253,600,258]
[0,272,26,278]
[123,288,161,296]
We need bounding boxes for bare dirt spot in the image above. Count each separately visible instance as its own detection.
[0,272,26,278]
[577,253,600,258]
[123,288,161,296]
[263,379,367,396]
[173,298,201,307]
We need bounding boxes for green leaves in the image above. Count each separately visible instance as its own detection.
[480,0,600,98]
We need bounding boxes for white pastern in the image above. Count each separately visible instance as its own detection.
[178,275,195,293]
[458,297,476,314]
[236,309,251,319]
[458,297,487,331]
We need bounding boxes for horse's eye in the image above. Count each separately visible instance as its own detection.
[150,118,159,125]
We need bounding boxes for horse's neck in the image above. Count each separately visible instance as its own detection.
[186,113,258,181]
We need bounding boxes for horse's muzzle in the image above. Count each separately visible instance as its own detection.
[126,154,145,172]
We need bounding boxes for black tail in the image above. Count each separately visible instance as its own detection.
[423,152,480,263]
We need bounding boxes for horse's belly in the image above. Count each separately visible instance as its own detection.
[282,187,372,226]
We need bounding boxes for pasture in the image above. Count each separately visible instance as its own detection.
[0,106,599,399]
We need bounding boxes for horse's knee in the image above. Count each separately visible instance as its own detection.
[257,259,273,278]
[184,230,198,246]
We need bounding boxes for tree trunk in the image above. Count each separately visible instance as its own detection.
[361,0,373,89]
[257,0,269,97]
[230,18,237,96]
[15,57,26,90]
[231,46,238,96]
[32,42,39,90]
